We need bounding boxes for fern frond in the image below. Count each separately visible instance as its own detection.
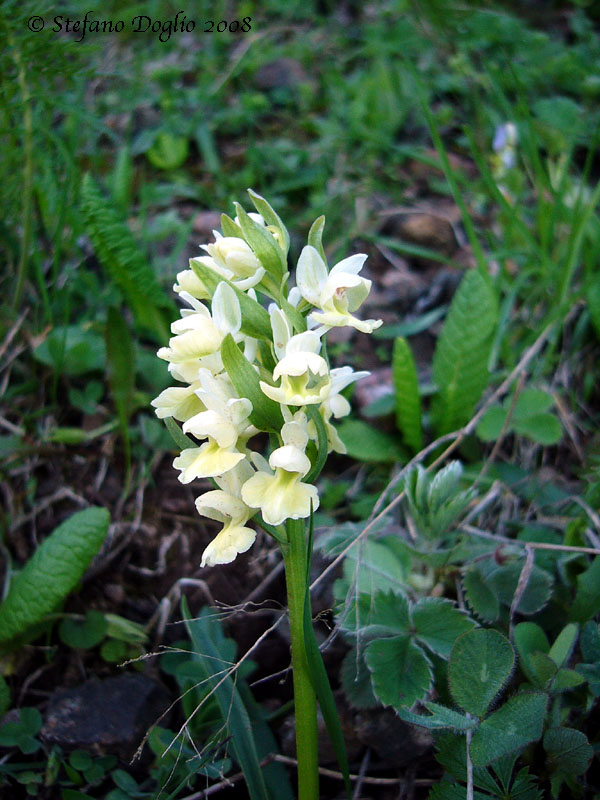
[80,174,175,341]
[432,270,497,435]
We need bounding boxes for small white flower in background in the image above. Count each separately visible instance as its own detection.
[152,192,382,566]
[493,122,518,171]
[296,245,382,333]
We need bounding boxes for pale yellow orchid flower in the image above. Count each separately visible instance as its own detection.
[157,282,241,383]
[196,490,256,567]
[296,245,382,333]
[260,330,331,406]
[151,381,204,422]
[241,419,319,525]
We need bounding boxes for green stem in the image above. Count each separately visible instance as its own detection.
[283,518,319,800]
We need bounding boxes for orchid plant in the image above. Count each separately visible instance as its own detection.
[152,191,381,800]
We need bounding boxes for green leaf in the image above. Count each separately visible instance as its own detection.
[580,621,600,663]
[0,508,110,642]
[366,635,432,709]
[221,335,283,433]
[234,202,286,282]
[147,132,189,170]
[221,213,244,238]
[248,189,290,256]
[476,406,507,442]
[339,538,410,599]
[182,600,279,800]
[0,675,10,716]
[449,629,515,717]
[512,389,555,419]
[81,174,173,340]
[69,750,93,771]
[544,727,593,776]
[570,556,600,622]
[470,692,547,767]
[463,566,500,622]
[339,590,410,638]
[398,702,477,731]
[527,652,558,689]
[514,622,550,685]
[337,419,406,463]
[100,639,128,663]
[190,258,271,340]
[432,270,497,435]
[512,413,562,445]
[586,280,600,340]
[33,325,105,377]
[548,623,578,668]
[339,649,378,709]
[412,598,475,659]
[106,307,135,460]
[307,215,326,262]
[106,308,135,418]
[59,610,108,649]
[163,417,196,451]
[428,784,491,800]
[392,337,423,452]
[373,305,448,340]
[550,668,586,694]
[489,561,554,615]
[111,145,133,211]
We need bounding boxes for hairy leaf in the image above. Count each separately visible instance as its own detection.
[544,727,593,776]
[449,629,514,717]
[463,566,500,622]
[398,702,477,731]
[339,649,378,709]
[412,597,475,658]
[0,508,110,642]
[470,692,547,767]
[570,556,600,622]
[392,337,423,452]
[514,622,550,685]
[366,634,432,709]
[432,270,497,435]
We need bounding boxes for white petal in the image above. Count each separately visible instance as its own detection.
[329,253,368,277]
[195,490,249,524]
[270,306,292,359]
[212,282,241,335]
[200,524,256,567]
[269,445,311,475]
[296,246,328,305]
